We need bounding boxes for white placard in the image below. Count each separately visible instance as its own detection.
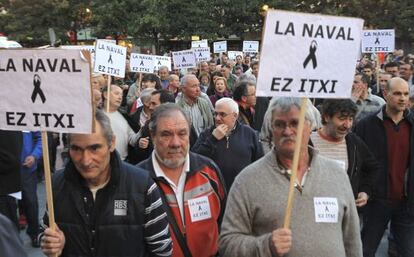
[153,55,172,71]
[94,39,126,78]
[0,49,92,133]
[191,39,208,48]
[172,50,197,69]
[243,41,259,53]
[188,196,212,222]
[194,47,211,62]
[314,197,338,223]
[361,29,395,53]
[60,45,96,68]
[257,10,363,99]
[213,41,227,53]
[227,51,244,60]
[130,53,154,73]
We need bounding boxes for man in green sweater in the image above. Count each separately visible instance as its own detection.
[219,97,362,257]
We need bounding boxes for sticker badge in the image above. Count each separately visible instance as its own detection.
[188,196,211,222]
[314,197,338,223]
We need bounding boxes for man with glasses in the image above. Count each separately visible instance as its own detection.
[192,97,263,191]
[219,97,362,257]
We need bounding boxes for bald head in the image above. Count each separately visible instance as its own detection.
[386,77,409,91]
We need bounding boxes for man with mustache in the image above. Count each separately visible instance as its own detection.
[310,99,379,208]
[138,103,226,257]
[219,97,362,257]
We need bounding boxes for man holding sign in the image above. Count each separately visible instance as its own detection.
[219,97,362,257]
[41,110,172,257]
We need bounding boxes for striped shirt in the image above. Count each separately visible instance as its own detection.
[311,130,348,172]
[144,180,173,257]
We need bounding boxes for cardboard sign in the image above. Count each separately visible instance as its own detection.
[153,55,171,71]
[257,10,363,99]
[213,41,227,53]
[243,41,259,53]
[0,49,92,133]
[172,50,197,69]
[130,53,154,73]
[191,39,208,48]
[94,39,126,78]
[361,29,394,53]
[194,47,211,62]
[227,51,244,60]
[60,45,96,68]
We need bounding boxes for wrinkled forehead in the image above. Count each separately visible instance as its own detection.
[156,111,190,132]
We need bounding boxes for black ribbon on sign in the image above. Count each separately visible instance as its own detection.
[375,37,380,44]
[303,40,318,69]
[31,74,46,103]
[108,54,113,64]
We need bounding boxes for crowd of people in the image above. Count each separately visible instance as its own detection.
[0,48,414,257]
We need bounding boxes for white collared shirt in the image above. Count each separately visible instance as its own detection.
[152,151,190,223]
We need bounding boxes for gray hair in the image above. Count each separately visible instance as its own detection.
[140,88,156,104]
[215,97,239,114]
[68,109,114,146]
[260,97,321,146]
[236,74,256,86]
[149,103,191,134]
[159,66,169,71]
[180,74,197,88]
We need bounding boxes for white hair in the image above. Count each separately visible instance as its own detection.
[180,74,197,88]
[215,97,239,114]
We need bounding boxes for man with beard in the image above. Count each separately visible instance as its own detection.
[137,103,226,257]
[310,99,379,207]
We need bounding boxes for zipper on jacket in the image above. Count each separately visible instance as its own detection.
[225,135,229,148]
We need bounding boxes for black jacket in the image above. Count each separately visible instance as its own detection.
[345,133,379,199]
[45,151,171,257]
[355,108,414,213]
[0,130,22,195]
[192,121,264,191]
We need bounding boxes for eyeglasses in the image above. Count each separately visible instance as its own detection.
[213,111,230,118]
[272,120,299,131]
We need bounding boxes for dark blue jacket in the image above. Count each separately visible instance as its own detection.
[192,121,264,191]
[45,151,172,257]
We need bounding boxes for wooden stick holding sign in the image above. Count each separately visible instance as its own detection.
[376,53,381,94]
[283,97,308,229]
[106,75,112,113]
[41,131,57,257]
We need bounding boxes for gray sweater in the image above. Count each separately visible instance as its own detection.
[219,149,362,257]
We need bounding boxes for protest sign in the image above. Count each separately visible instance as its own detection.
[0,49,93,133]
[257,10,363,99]
[130,53,154,73]
[191,39,208,48]
[172,50,197,69]
[194,47,211,62]
[61,45,96,68]
[213,41,227,53]
[94,39,126,78]
[361,29,394,53]
[153,55,172,71]
[227,51,244,60]
[243,41,259,53]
